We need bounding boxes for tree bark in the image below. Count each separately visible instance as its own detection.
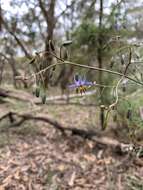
[97,0,104,130]
[38,0,56,88]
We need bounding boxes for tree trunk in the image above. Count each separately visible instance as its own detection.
[44,0,56,88]
[38,0,56,89]
[97,0,104,130]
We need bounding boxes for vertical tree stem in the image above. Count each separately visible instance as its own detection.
[98,0,104,130]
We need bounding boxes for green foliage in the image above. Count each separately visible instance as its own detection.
[33,85,47,104]
[116,90,143,141]
[72,21,113,50]
[35,86,40,97]
[72,21,97,47]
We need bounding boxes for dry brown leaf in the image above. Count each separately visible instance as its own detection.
[75,177,86,185]
[21,165,31,172]
[97,150,103,159]
[5,150,11,158]
[14,169,20,180]
[57,164,66,172]
[8,159,20,166]
[104,157,113,165]
[28,179,33,190]
[0,165,9,172]
[96,159,104,165]
[0,185,5,190]
[83,154,96,162]
[97,157,113,165]
[30,160,37,172]
[86,140,94,149]
[68,171,76,187]
[2,175,12,187]
[23,143,29,149]
[22,175,29,182]
[95,175,106,185]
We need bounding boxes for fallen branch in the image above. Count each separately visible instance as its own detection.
[0,111,139,155]
[0,87,36,101]
[44,89,96,101]
[0,87,96,104]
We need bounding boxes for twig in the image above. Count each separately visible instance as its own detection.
[103,47,133,129]
[1,16,31,59]
[15,50,143,86]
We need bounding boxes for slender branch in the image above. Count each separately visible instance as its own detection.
[110,47,132,109]
[56,0,76,20]
[1,16,31,59]
[106,0,124,25]
[103,48,133,129]
[124,47,132,75]
[24,50,143,86]
[38,0,49,23]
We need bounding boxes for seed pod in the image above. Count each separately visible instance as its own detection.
[100,105,105,130]
[49,72,53,79]
[76,88,79,94]
[29,58,35,65]
[122,84,126,92]
[126,109,132,120]
[141,73,143,81]
[112,105,115,110]
[41,94,46,104]
[110,57,115,68]
[60,46,68,60]
[134,51,140,59]
[121,55,125,65]
[62,40,72,46]
[122,23,127,29]
[35,87,40,97]
[49,40,55,52]
[52,66,56,71]
[113,114,117,122]
[74,74,79,82]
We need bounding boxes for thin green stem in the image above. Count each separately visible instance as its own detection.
[23,50,143,86]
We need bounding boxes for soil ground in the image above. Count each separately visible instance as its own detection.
[0,99,143,190]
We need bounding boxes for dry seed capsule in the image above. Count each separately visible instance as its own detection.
[41,94,46,104]
[74,74,79,82]
[110,57,115,68]
[121,55,125,65]
[35,87,40,97]
[49,40,55,52]
[126,109,132,120]
[49,72,53,79]
[113,114,117,122]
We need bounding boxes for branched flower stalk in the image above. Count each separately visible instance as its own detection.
[16,49,143,86]
[15,44,143,129]
[103,47,132,129]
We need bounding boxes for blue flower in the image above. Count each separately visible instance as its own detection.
[68,74,95,94]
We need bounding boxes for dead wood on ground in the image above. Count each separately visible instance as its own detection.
[0,111,138,155]
[0,87,96,104]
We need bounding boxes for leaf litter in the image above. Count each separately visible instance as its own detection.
[0,110,143,189]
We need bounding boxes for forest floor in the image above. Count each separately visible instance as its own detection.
[0,97,143,190]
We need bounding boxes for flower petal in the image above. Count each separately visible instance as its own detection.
[83,81,94,86]
[68,84,78,89]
